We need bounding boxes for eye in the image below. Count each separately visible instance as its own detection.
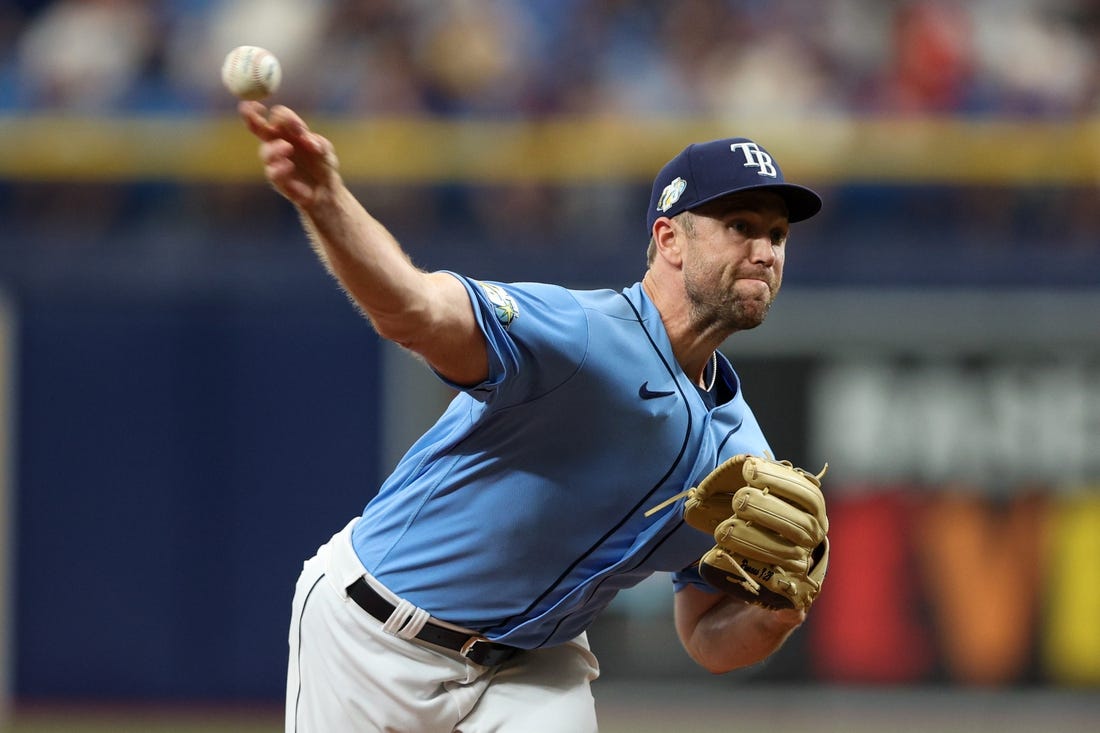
[770,229,788,246]
[729,219,750,235]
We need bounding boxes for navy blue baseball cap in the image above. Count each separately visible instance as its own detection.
[647,138,822,233]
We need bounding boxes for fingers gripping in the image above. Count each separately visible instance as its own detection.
[743,458,829,534]
[239,102,340,207]
[713,516,810,572]
[731,486,826,547]
[717,456,827,572]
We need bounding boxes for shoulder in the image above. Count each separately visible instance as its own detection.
[467,279,637,331]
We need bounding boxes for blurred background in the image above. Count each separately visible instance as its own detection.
[0,0,1098,731]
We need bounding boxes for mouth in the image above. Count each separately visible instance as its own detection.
[737,278,774,297]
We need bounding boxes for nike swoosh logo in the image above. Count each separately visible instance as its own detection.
[638,382,676,400]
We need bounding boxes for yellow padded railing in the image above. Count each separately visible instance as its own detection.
[0,115,1097,184]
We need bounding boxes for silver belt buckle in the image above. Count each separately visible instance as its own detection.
[459,635,490,659]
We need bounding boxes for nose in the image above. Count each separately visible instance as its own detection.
[749,236,776,266]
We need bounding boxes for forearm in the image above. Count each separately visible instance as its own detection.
[680,594,805,674]
[298,184,487,384]
[240,101,487,383]
[298,185,429,343]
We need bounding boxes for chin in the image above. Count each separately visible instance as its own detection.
[728,301,771,330]
[734,316,766,331]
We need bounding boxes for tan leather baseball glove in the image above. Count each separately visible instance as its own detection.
[682,454,830,611]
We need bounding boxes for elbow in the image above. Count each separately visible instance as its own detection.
[368,307,428,349]
[700,659,737,675]
[696,654,765,676]
[684,625,789,675]
[686,644,755,675]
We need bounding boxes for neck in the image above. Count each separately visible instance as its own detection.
[642,272,726,390]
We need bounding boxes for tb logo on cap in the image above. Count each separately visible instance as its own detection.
[730,142,778,178]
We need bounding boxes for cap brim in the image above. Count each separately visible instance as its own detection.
[693,183,822,223]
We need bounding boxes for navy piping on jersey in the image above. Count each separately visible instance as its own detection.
[715,426,744,457]
[537,507,690,647]
[490,292,697,644]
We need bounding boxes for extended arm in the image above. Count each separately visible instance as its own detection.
[674,584,805,673]
[239,102,488,386]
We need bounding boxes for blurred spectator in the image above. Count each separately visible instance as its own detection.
[972,0,1095,116]
[164,0,329,108]
[306,0,430,113]
[412,0,540,116]
[872,1,982,114]
[15,0,156,111]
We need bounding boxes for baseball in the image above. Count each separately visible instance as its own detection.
[221,45,282,101]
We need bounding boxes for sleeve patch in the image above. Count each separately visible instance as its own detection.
[477,281,519,330]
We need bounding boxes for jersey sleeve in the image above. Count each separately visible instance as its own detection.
[672,564,717,594]
[438,273,590,403]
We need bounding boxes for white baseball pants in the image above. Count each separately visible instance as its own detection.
[285,518,601,732]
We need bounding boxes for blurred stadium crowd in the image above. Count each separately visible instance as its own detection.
[0,0,1097,294]
[1,0,1097,116]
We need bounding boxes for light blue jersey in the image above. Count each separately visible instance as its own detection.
[352,275,772,649]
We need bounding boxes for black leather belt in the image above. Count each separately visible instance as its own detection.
[346,577,520,667]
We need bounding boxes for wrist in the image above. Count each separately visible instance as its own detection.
[758,605,806,632]
[299,179,348,221]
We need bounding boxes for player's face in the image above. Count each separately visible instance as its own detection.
[679,192,789,332]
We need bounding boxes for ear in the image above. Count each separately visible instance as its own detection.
[651,216,684,268]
